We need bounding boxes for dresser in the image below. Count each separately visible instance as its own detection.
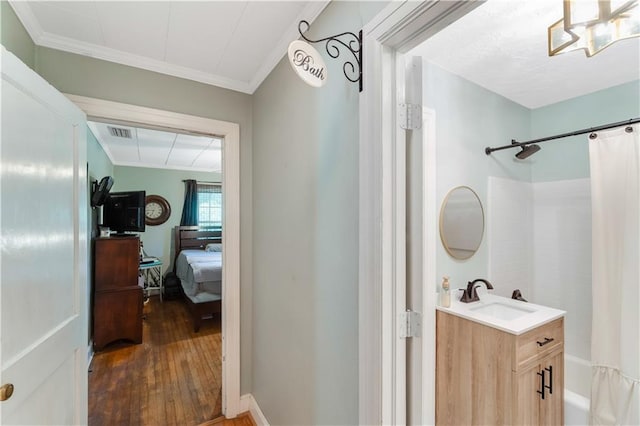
[93,236,143,351]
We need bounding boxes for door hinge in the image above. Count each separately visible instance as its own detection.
[398,103,422,130]
[399,310,422,338]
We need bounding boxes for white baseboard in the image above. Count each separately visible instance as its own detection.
[239,394,269,426]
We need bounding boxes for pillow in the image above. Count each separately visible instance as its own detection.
[205,243,222,252]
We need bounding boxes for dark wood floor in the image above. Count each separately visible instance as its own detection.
[89,296,223,426]
[199,412,256,426]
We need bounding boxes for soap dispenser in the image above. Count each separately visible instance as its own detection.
[441,276,451,308]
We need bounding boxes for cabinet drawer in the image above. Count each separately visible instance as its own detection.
[93,287,143,351]
[516,318,563,369]
[94,237,139,291]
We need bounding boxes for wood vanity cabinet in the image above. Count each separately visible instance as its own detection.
[93,236,143,351]
[436,311,564,425]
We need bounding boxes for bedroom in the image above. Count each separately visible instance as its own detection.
[87,118,228,423]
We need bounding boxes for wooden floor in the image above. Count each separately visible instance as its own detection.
[198,412,256,426]
[89,296,227,426]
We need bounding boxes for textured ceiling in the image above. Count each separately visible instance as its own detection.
[10,1,328,94]
[410,0,640,109]
[88,121,222,172]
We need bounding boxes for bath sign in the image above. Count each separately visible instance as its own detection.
[287,40,327,88]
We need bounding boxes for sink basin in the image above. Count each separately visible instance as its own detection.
[436,294,566,335]
[469,302,535,321]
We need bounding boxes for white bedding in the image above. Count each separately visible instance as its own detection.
[175,250,222,298]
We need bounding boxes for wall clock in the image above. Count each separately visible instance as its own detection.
[145,195,171,226]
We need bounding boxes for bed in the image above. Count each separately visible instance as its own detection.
[174,226,223,331]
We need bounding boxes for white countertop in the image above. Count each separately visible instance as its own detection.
[436,293,566,335]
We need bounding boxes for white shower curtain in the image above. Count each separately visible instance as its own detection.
[589,124,640,426]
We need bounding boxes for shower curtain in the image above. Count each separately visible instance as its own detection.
[589,124,640,425]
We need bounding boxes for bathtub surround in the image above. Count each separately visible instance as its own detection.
[488,177,592,361]
[532,179,592,362]
[487,177,533,299]
[588,125,640,425]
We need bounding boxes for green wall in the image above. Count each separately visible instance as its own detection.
[531,80,640,182]
[112,165,221,272]
[1,1,36,69]
[252,2,386,424]
[422,61,531,292]
[33,46,254,394]
[86,127,113,345]
[87,127,114,187]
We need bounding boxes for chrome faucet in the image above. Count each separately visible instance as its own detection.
[459,278,494,303]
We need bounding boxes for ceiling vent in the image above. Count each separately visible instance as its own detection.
[107,126,132,138]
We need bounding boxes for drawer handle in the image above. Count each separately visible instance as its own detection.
[536,337,554,347]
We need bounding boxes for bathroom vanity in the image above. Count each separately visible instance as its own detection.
[436,295,565,425]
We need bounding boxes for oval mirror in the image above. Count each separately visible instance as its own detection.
[439,186,484,260]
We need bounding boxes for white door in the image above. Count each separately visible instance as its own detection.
[0,47,88,424]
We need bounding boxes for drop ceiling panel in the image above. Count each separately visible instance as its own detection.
[136,128,175,164]
[175,133,214,149]
[28,2,103,45]
[94,1,171,61]
[88,121,220,172]
[167,133,211,167]
[192,146,222,171]
[108,144,139,162]
[164,2,247,73]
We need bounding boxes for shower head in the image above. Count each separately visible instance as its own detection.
[515,144,541,159]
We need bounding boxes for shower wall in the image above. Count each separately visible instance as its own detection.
[487,177,533,299]
[532,179,591,360]
[487,167,597,365]
[488,177,592,359]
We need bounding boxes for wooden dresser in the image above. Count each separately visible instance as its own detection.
[93,236,143,351]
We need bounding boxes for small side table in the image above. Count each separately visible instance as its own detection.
[139,259,163,302]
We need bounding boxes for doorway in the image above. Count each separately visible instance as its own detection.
[68,94,242,420]
[87,119,225,423]
[358,2,483,425]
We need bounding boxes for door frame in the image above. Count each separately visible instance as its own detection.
[358,2,483,424]
[66,94,242,418]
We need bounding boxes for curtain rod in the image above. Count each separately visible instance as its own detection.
[485,117,640,155]
[182,180,221,184]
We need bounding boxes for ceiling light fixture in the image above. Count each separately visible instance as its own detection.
[548,0,640,57]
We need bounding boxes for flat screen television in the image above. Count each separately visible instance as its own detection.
[102,191,146,235]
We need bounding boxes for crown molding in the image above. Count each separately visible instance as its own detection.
[40,32,254,93]
[8,1,44,43]
[10,0,329,95]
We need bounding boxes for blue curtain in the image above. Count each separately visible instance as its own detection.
[180,179,198,226]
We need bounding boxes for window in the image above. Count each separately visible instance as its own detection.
[197,183,222,229]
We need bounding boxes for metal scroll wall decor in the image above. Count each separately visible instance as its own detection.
[297,20,363,92]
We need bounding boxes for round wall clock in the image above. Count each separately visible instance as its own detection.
[145,195,171,226]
